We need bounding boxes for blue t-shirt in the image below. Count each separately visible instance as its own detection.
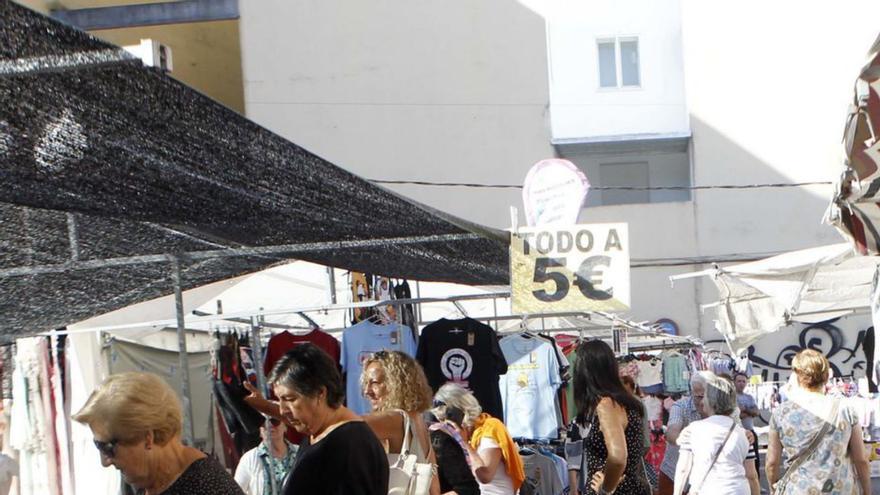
[341,321,416,415]
[499,334,562,440]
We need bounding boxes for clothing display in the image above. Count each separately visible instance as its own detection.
[520,449,564,495]
[284,421,389,495]
[416,318,507,418]
[499,333,563,440]
[341,320,416,415]
[661,352,690,393]
[636,358,663,389]
[263,329,341,376]
[213,332,264,460]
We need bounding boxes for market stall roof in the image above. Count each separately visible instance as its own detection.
[824,33,880,253]
[673,243,880,355]
[0,1,509,339]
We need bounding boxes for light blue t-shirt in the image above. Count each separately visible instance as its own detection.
[341,320,416,415]
[662,353,689,393]
[499,334,562,440]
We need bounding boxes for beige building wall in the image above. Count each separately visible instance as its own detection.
[91,20,245,113]
[239,0,556,229]
[14,0,245,113]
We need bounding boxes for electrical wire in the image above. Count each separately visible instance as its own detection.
[369,179,833,190]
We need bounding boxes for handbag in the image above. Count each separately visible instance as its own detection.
[387,410,434,495]
[772,399,839,495]
[689,419,737,495]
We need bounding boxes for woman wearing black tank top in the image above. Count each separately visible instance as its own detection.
[573,340,651,495]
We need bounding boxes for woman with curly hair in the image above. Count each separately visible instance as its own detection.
[361,350,440,495]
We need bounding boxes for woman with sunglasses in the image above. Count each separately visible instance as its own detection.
[234,417,298,495]
[72,372,243,495]
[360,350,441,495]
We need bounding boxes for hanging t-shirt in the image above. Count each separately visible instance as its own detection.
[341,321,416,415]
[499,334,562,440]
[662,353,690,393]
[264,329,341,376]
[416,318,507,419]
[520,450,564,495]
[636,358,663,388]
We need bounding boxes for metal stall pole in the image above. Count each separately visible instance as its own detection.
[170,256,195,446]
[249,315,277,495]
[327,266,337,304]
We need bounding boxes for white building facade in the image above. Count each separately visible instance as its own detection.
[239,1,880,354]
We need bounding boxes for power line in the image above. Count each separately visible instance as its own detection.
[369,179,833,190]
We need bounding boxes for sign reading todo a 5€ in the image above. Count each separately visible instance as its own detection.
[511,223,630,314]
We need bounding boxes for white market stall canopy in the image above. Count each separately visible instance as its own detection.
[673,243,880,355]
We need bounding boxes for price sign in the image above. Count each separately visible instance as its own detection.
[511,223,630,314]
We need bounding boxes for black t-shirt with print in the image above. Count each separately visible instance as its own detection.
[416,318,508,418]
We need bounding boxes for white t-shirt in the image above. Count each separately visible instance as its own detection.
[679,416,750,495]
[477,437,515,495]
[636,359,663,388]
[643,396,663,422]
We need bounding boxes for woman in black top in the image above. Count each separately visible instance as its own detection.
[71,372,243,495]
[429,425,480,495]
[573,340,650,495]
[268,343,389,495]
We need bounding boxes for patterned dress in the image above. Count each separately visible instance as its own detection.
[769,393,859,495]
[583,403,651,495]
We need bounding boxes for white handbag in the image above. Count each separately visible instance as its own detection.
[387,410,433,495]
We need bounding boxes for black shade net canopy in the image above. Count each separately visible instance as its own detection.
[0,1,510,340]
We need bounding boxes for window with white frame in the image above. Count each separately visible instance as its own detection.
[597,37,641,89]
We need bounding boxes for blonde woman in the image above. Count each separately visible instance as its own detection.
[361,350,441,495]
[72,372,243,495]
[766,349,871,495]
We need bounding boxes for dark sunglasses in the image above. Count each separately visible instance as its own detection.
[94,439,118,458]
[267,418,281,427]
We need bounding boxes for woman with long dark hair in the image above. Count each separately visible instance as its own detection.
[573,340,651,495]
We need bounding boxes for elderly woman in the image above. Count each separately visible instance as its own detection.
[269,343,388,494]
[766,349,871,495]
[432,383,524,495]
[673,372,756,495]
[72,372,242,495]
[361,350,441,495]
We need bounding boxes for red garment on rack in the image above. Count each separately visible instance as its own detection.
[263,329,341,444]
[263,329,340,376]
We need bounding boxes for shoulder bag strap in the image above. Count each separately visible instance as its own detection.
[397,409,413,455]
[692,420,737,494]
[775,399,840,493]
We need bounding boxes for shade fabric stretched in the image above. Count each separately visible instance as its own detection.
[0,1,510,339]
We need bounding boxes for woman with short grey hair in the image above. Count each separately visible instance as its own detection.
[672,373,757,495]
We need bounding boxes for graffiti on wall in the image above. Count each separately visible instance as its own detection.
[705,318,870,384]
